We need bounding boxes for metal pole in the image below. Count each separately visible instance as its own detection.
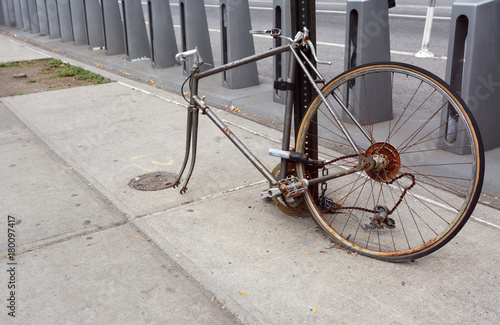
[291,0,318,198]
[415,0,436,58]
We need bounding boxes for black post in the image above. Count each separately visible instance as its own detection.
[291,0,318,198]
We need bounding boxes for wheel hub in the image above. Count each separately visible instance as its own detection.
[364,142,401,182]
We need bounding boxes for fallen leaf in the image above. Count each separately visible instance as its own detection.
[313,307,317,313]
[305,252,311,254]
[176,254,181,258]
[239,291,247,296]
[319,251,326,253]
[134,236,140,238]
[211,296,215,302]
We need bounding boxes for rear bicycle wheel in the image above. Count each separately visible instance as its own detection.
[296,62,484,262]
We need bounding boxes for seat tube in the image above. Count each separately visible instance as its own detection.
[280,49,297,181]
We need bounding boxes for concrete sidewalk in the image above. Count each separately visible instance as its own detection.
[0,32,499,324]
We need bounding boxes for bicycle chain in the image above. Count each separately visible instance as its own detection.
[305,155,416,215]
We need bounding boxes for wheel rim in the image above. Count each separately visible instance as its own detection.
[296,64,483,260]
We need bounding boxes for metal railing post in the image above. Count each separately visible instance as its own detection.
[344,0,393,124]
[57,0,73,42]
[27,0,39,33]
[19,0,29,31]
[46,0,60,39]
[122,0,151,61]
[440,0,500,153]
[5,0,16,27]
[415,0,436,58]
[272,0,291,104]
[179,0,214,75]
[69,0,87,45]
[0,1,4,25]
[36,0,49,36]
[219,0,259,89]
[101,0,125,55]
[85,0,105,50]
[12,0,22,29]
[148,0,178,68]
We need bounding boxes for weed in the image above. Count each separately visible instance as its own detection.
[27,78,36,83]
[0,60,39,68]
[0,61,18,68]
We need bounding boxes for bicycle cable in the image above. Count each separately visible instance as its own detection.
[181,69,197,104]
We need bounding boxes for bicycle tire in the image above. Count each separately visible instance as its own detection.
[295,62,484,262]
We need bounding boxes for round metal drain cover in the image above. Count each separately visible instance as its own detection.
[129,172,178,191]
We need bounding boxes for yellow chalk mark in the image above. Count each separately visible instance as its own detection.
[132,163,155,172]
[152,159,174,166]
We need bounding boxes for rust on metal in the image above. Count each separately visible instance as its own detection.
[364,142,401,182]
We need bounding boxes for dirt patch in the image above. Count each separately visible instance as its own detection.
[0,59,112,97]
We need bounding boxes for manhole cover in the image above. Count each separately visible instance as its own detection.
[129,172,178,191]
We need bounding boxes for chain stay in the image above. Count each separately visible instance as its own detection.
[308,154,416,215]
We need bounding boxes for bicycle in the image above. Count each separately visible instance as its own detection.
[173,27,484,262]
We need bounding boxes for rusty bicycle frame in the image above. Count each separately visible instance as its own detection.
[174,28,376,199]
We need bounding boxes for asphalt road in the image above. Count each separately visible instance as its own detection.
[139,0,455,80]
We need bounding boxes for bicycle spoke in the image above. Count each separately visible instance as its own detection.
[296,63,483,261]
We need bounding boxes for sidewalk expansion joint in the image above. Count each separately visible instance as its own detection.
[1,221,128,259]
[132,179,268,221]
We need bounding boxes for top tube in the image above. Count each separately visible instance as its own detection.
[195,44,292,80]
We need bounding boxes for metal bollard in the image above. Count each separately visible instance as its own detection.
[4,0,16,27]
[122,0,151,61]
[343,0,392,124]
[46,0,60,39]
[27,0,39,33]
[56,0,72,42]
[101,0,125,55]
[85,0,105,50]
[0,1,6,26]
[36,0,48,35]
[147,0,179,68]
[19,0,29,31]
[12,0,22,29]
[272,0,292,104]
[415,0,436,58]
[219,0,259,89]
[0,0,5,25]
[440,0,500,153]
[69,0,87,45]
[179,0,214,75]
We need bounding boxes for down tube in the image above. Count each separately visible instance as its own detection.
[202,106,279,185]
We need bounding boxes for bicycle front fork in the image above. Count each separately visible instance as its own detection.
[174,96,280,194]
[174,104,200,194]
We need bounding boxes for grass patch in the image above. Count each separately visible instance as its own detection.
[1,59,111,85]
[27,78,36,83]
[47,59,109,84]
[0,60,39,68]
